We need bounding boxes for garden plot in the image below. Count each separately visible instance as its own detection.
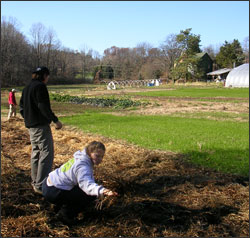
[116,96,249,119]
[1,117,249,237]
[45,85,249,120]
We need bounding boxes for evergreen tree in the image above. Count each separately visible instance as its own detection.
[176,28,201,56]
[170,28,202,82]
[216,39,244,68]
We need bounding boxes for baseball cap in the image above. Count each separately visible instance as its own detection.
[33,66,50,75]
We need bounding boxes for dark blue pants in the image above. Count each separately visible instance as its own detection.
[42,177,96,218]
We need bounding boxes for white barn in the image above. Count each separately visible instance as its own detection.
[225,63,249,88]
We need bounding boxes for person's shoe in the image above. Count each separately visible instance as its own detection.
[32,185,43,195]
[51,204,61,213]
[55,209,78,225]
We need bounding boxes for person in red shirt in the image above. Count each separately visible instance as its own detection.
[7,89,17,120]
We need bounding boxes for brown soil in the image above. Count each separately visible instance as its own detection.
[1,117,249,237]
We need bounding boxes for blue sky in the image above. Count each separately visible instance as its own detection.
[1,1,249,55]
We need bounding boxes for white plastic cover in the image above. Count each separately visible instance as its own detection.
[225,63,249,87]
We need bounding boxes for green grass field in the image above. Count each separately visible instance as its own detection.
[61,112,249,177]
[130,87,249,98]
[2,84,248,177]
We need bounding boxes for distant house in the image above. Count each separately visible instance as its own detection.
[195,52,213,80]
[174,52,213,80]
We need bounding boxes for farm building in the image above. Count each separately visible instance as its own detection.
[176,52,213,80]
[225,63,249,88]
[207,68,232,81]
[195,52,214,79]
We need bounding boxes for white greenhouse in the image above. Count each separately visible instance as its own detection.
[225,63,249,88]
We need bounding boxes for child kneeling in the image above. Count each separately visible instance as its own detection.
[42,141,117,225]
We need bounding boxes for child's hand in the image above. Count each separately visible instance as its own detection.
[103,189,118,196]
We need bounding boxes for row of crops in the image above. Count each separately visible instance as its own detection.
[50,94,149,108]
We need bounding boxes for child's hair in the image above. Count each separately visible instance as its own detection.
[32,66,50,81]
[86,141,106,156]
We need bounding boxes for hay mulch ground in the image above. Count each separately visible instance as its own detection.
[1,117,249,237]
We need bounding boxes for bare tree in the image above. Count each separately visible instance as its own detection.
[44,27,60,69]
[1,16,31,86]
[57,47,71,77]
[136,42,153,57]
[29,22,47,67]
[79,45,94,80]
[49,40,62,76]
[202,45,217,60]
[134,42,153,78]
[159,34,182,77]
[202,43,222,70]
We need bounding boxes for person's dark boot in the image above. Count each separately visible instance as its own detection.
[51,204,61,213]
[55,207,78,225]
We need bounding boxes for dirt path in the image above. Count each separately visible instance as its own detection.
[1,117,249,237]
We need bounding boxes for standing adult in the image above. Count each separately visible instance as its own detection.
[20,66,62,195]
[7,88,17,120]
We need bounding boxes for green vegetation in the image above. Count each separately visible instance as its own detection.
[170,28,203,81]
[169,111,249,122]
[75,73,93,79]
[61,112,249,177]
[216,39,245,68]
[50,101,106,115]
[131,87,249,98]
[50,93,148,108]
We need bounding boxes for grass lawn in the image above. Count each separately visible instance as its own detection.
[61,112,249,177]
[130,87,249,98]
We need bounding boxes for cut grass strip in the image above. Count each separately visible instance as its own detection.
[61,112,249,177]
[130,87,249,98]
[168,111,249,122]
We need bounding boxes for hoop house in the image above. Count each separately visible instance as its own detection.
[225,63,249,87]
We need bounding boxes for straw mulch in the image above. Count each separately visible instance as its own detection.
[1,117,249,237]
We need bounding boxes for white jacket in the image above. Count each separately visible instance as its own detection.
[48,149,105,197]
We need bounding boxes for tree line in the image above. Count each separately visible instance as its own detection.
[1,16,249,87]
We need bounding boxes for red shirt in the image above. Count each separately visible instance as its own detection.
[8,92,17,105]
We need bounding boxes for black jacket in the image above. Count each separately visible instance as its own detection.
[20,79,58,128]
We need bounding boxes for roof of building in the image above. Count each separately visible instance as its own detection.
[207,68,232,76]
[195,52,207,58]
[195,52,213,62]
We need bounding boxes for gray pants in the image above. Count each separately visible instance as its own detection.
[28,124,54,190]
